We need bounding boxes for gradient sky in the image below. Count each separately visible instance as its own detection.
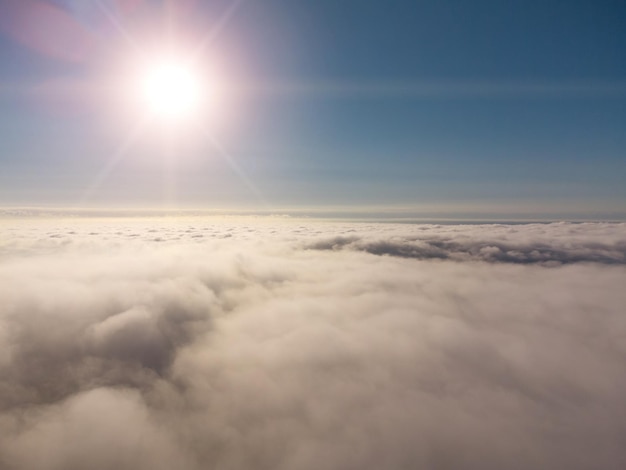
[0,0,625,218]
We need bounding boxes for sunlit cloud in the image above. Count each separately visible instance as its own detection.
[1,218,625,469]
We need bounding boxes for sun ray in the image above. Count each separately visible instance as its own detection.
[195,124,271,209]
[78,1,255,209]
[95,0,142,53]
[76,116,151,207]
[192,0,244,59]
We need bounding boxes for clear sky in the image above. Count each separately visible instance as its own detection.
[0,0,625,219]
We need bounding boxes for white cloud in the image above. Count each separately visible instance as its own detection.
[1,218,625,469]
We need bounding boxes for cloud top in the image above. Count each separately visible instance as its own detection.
[1,219,625,469]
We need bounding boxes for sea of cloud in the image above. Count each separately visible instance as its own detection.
[1,217,625,469]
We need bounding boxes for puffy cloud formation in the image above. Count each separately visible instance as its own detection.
[1,218,625,469]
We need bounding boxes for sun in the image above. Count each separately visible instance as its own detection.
[139,59,204,121]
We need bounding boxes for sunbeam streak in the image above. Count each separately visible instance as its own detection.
[193,0,244,60]
[77,116,151,207]
[95,0,142,53]
[196,124,271,209]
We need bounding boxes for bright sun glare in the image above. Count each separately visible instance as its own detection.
[140,60,204,121]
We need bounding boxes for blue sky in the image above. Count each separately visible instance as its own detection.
[0,0,625,218]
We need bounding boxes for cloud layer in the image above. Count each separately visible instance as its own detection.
[1,218,625,469]
[306,221,626,265]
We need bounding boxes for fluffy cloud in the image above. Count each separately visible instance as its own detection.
[1,218,625,469]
